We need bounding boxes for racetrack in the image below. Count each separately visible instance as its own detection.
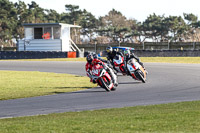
[0,61,200,118]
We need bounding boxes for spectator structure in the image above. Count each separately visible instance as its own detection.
[18,23,81,52]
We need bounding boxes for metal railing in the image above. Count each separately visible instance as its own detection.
[69,39,81,52]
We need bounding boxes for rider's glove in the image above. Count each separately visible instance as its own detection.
[90,78,96,84]
[92,79,96,83]
[103,64,108,70]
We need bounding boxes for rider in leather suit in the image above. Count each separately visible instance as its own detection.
[124,49,148,74]
[106,46,124,64]
[85,53,118,86]
[106,46,126,73]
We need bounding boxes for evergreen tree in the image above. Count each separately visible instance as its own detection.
[0,0,17,46]
[14,0,28,39]
[97,9,132,43]
[45,9,61,23]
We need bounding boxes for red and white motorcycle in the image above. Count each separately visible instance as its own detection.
[113,54,147,83]
[113,55,127,75]
[126,58,147,83]
[91,63,116,91]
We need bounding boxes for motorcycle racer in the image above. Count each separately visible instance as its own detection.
[124,49,148,74]
[106,46,124,64]
[85,53,118,86]
[106,46,126,73]
[92,53,116,73]
[85,54,95,83]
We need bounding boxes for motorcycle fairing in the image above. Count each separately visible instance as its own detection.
[113,55,124,66]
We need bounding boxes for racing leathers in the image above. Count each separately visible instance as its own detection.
[106,50,124,64]
[125,53,144,68]
[85,62,94,82]
[106,50,125,73]
[85,58,118,86]
[93,55,116,73]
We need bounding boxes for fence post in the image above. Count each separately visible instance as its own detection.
[24,40,26,51]
[95,41,97,53]
[1,45,3,51]
[193,42,195,50]
[142,42,145,50]
[168,41,170,50]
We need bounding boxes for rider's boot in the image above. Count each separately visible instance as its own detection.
[122,66,128,76]
[108,68,118,87]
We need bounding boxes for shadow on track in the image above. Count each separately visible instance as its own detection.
[53,87,107,94]
[53,81,142,94]
[119,82,142,85]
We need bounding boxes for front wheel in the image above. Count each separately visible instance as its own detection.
[111,84,117,91]
[99,77,111,91]
[135,70,146,83]
[138,72,145,83]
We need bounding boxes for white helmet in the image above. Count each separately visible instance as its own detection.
[106,46,113,53]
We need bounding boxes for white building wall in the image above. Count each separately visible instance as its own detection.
[18,39,62,51]
[61,26,70,51]
[25,28,34,39]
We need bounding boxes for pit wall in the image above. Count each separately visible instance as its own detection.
[0,51,78,59]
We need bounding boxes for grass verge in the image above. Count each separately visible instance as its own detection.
[1,57,200,64]
[0,101,200,132]
[0,71,96,100]
[0,58,87,61]
[140,57,200,64]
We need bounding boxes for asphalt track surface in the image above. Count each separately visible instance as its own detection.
[0,61,200,118]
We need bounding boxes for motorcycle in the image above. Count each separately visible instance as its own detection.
[126,58,147,83]
[91,63,117,91]
[113,54,127,75]
[113,54,147,83]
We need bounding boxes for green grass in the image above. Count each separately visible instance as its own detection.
[0,71,96,100]
[0,58,87,61]
[1,57,200,64]
[1,57,200,132]
[0,101,200,132]
[140,57,200,64]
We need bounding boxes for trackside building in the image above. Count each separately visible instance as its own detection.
[18,23,81,52]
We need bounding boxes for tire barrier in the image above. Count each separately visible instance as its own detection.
[0,50,200,59]
[0,51,78,59]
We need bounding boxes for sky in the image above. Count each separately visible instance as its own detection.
[10,0,200,22]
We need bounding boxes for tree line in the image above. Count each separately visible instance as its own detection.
[1,0,200,47]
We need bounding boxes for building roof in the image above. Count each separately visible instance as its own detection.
[23,23,81,28]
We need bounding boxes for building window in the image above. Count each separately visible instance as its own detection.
[43,27,52,39]
[34,28,43,39]
[53,27,61,39]
[33,26,61,39]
